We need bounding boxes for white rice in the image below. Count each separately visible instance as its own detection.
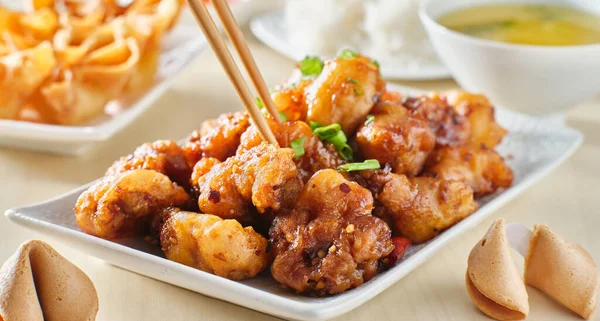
[284,0,438,70]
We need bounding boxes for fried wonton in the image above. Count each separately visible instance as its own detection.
[0,41,56,120]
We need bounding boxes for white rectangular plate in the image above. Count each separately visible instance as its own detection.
[5,85,583,320]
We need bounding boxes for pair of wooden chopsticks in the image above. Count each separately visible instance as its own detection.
[186,0,280,146]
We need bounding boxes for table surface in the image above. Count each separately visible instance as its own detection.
[1,31,599,321]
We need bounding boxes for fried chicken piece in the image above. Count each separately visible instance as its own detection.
[189,157,221,197]
[183,111,250,164]
[75,169,190,239]
[270,169,393,296]
[376,174,478,243]
[356,100,435,176]
[443,91,507,148]
[272,80,311,122]
[195,143,301,224]
[106,140,193,189]
[304,55,385,135]
[158,208,269,280]
[402,92,472,147]
[237,118,345,182]
[423,145,514,197]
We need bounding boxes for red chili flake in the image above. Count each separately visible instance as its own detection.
[387,237,412,266]
[339,183,351,193]
[208,190,221,203]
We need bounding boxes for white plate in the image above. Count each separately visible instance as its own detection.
[5,85,583,320]
[250,11,452,81]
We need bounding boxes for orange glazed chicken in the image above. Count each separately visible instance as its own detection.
[269,170,394,296]
[423,145,514,197]
[74,52,513,297]
[194,143,301,224]
[75,169,189,239]
[356,99,435,176]
[158,207,269,280]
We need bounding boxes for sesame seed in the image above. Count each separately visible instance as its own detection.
[346,224,355,233]
[316,280,325,289]
[317,249,326,258]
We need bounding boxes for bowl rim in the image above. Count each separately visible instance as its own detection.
[419,0,600,52]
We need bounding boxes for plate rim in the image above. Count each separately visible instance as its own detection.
[3,85,585,320]
[250,10,453,81]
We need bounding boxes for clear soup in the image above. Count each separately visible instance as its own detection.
[438,4,600,46]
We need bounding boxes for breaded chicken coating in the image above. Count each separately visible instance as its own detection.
[423,145,514,197]
[75,169,190,239]
[270,169,393,296]
[356,100,435,176]
[194,143,301,224]
[159,207,269,280]
[106,140,193,189]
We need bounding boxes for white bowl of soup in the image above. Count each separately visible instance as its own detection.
[420,0,600,115]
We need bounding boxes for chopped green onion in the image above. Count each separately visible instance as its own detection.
[257,97,287,121]
[346,77,358,84]
[337,145,354,160]
[290,137,306,159]
[365,114,375,125]
[328,130,348,146]
[279,111,287,122]
[371,59,380,70]
[310,122,353,160]
[256,97,264,109]
[339,49,357,59]
[353,87,363,96]
[313,123,342,140]
[299,56,324,78]
[309,121,323,131]
[337,159,380,172]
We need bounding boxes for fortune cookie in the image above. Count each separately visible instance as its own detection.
[466,218,529,320]
[0,240,98,321]
[524,225,600,319]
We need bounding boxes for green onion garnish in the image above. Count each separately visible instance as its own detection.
[339,49,357,59]
[290,137,306,159]
[328,130,347,146]
[337,145,354,161]
[279,111,287,122]
[313,123,342,140]
[258,98,287,121]
[299,56,324,78]
[337,159,380,172]
[353,87,363,96]
[310,123,353,160]
[371,59,380,69]
[346,77,358,84]
[256,97,264,109]
[309,121,323,131]
[365,114,375,125]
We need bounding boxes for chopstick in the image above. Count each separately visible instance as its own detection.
[210,0,282,124]
[186,0,279,146]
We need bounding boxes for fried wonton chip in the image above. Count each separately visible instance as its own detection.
[0,41,56,120]
[31,0,107,45]
[123,0,182,92]
[40,35,140,124]
[0,0,181,125]
[19,7,59,43]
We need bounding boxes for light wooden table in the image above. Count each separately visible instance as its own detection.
[1,36,599,321]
